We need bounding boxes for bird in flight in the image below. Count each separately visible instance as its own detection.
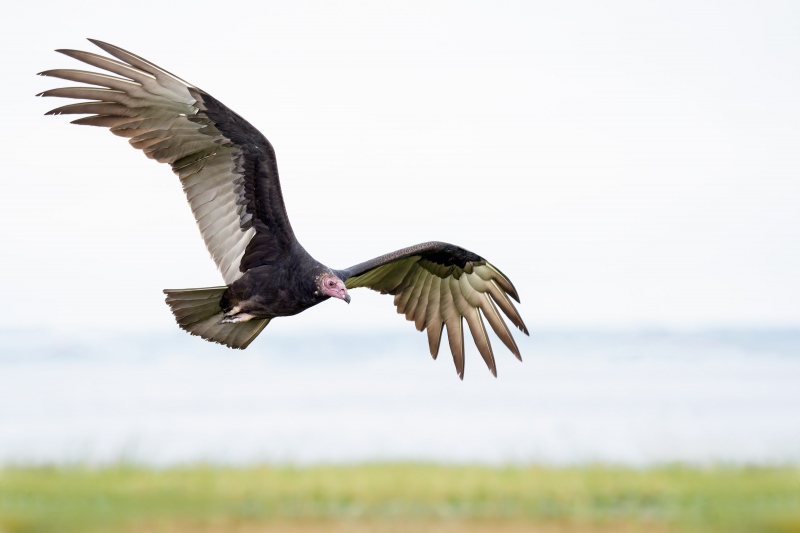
[38,39,528,379]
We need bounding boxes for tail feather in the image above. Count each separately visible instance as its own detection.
[163,286,269,349]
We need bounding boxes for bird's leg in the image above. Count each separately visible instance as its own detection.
[219,312,256,324]
[219,305,256,324]
[223,305,242,316]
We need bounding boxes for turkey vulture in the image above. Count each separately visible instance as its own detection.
[38,39,528,378]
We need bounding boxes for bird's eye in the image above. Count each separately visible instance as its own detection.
[328,280,335,286]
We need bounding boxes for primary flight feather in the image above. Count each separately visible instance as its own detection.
[38,39,528,379]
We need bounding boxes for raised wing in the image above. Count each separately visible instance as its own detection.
[38,39,296,284]
[337,242,528,379]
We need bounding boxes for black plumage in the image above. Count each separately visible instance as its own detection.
[39,39,528,378]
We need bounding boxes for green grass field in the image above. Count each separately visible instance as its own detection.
[1,464,799,533]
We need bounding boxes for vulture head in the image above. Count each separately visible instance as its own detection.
[318,272,350,304]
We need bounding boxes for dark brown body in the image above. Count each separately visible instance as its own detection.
[221,244,331,319]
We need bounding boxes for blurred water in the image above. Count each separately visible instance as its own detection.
[0,329,798,466]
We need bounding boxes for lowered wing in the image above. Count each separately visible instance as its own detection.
[337,242,528,379]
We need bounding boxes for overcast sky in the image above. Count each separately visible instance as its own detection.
[1,1,798,337]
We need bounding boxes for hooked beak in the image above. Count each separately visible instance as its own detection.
[336,281,350,304]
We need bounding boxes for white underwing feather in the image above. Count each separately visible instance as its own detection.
[40,41,261,284]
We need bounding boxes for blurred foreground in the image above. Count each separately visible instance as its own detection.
[1,464,799,533]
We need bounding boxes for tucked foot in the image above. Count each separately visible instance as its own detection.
[219,312,256,324]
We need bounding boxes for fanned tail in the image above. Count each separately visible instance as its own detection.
[163,287,269,349]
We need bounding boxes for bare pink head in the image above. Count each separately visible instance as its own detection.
[319,273,350,303]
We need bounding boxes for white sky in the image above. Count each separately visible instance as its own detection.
[1,1,799,336]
